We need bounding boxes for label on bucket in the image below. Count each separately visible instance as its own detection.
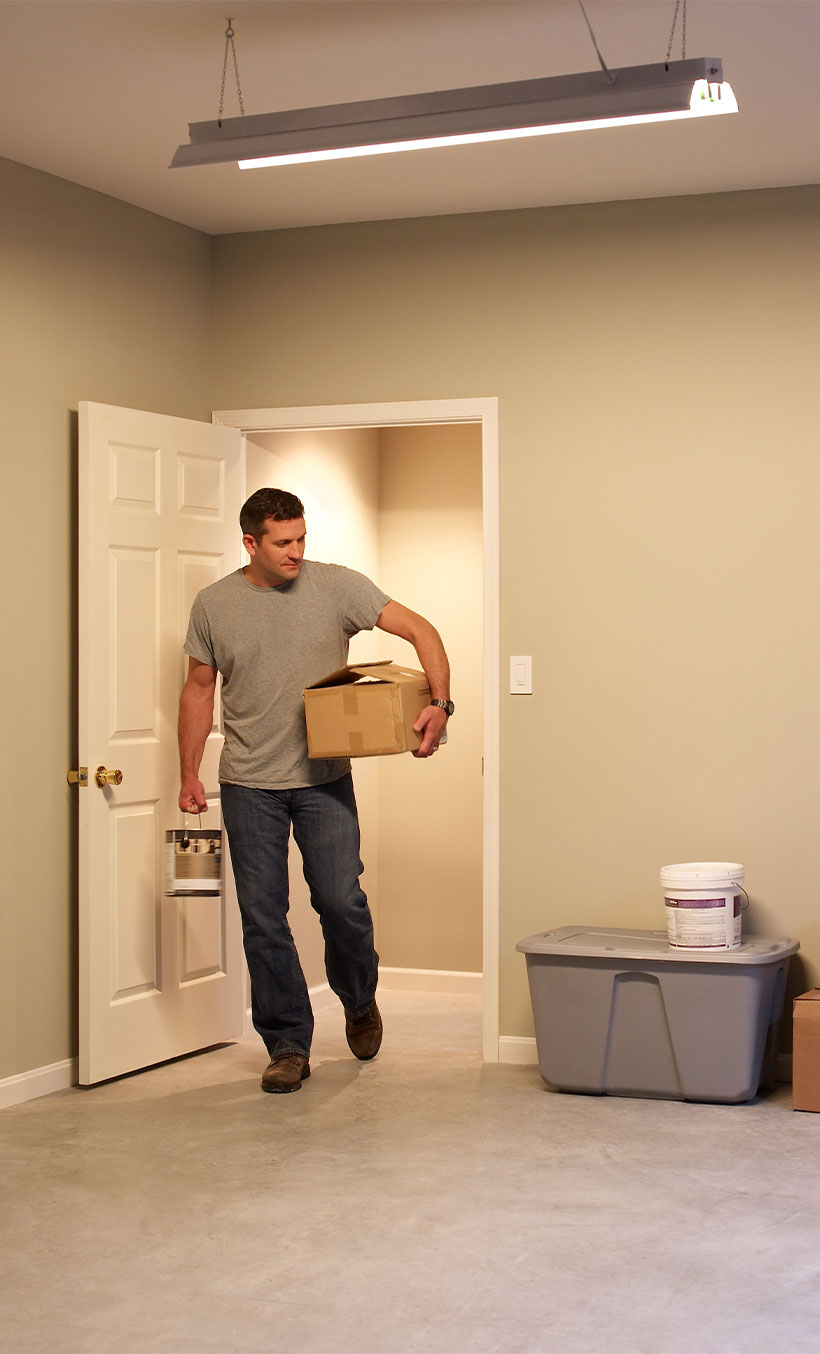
[665,894,742,949]
[165,829,222,896]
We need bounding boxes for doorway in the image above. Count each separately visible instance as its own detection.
[214,399,500,1060]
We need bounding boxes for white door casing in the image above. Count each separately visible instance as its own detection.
[77,403,246,1085]
[213,399,501,1062]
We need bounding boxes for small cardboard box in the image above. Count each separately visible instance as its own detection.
[792,988,820,1111]
[304,661,431,758]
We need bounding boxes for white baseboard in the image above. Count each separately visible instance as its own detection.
[378,967,483,995]
[244,970,481,1037]
[307,983,341,1013]
[0,1035,794,1110]
[0,1058,78,1110]
[498,1035,539,1065]
[245,987,340,1035]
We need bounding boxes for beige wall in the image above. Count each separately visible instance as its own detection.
[375,424,483,973]
[211,186,820,1041]
[6,158,820,1085]
[0,158,212,1080]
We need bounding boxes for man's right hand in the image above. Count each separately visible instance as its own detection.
[179,778,208,814]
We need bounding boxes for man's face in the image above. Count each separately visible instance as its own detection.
[243,517,306,586]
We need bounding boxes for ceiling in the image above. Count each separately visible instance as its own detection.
[1,0,818,235]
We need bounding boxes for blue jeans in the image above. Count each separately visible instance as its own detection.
[221,774,378,1059]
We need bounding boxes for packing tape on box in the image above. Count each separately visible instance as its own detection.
[343,689,359,715]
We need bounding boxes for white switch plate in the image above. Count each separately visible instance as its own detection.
[509,655,533,694]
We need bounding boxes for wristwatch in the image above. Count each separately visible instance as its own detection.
[431,699,455,717]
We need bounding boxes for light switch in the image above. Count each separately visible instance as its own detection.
[509,655,533,694]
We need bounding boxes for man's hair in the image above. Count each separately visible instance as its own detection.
[240,488,305,542]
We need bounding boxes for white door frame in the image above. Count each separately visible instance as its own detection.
[213,398,500,1062]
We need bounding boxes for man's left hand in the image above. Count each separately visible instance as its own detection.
[412,705,448,758]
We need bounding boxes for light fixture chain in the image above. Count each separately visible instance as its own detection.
[218,17,245,124]
[665,0,687,62]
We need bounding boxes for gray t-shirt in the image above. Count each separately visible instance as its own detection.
[184,561,390,789]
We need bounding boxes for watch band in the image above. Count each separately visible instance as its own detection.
[430,699,454,716]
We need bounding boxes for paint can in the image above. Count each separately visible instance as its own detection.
[165,828,222,896]
[661,861,747,950]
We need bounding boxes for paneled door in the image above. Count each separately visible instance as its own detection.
[76,403,245,1084]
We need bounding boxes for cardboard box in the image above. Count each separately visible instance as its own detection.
[792,988,820,1111]
[304,661,432,758]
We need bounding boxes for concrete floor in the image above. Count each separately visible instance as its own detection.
[2,990,820,1354]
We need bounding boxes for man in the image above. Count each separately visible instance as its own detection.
[178,488,453,1095]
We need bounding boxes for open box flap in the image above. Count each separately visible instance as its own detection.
[305,660,394,691]
[305,661,427,691]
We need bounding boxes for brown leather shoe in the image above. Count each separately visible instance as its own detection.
[345,1000,383,1060]
[261,1053,310,1094]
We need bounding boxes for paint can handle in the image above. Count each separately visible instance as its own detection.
[726,886,749,946]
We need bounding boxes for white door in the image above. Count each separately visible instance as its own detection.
[77,402,246,1084]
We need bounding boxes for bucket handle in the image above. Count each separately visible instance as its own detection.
[726,885,749,947]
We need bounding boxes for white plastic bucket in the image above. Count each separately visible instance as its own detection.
[661,861,747,950]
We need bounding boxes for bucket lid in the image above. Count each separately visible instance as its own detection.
[660,861,744,887]
[516,926,798,965]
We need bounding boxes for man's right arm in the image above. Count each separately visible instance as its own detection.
[178,657,218,813]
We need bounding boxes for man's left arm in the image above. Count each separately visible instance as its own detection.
[375,600,450,759]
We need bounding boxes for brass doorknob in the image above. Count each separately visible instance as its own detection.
[94,766,123,788]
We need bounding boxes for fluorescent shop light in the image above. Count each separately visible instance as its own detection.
[169,59,737,172]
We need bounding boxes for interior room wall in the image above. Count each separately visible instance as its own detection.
[6,158,820,1087]
[375,424,483,973]
[0,157,213,1082]
[244,429,382,990]
[211,185,820,1045]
